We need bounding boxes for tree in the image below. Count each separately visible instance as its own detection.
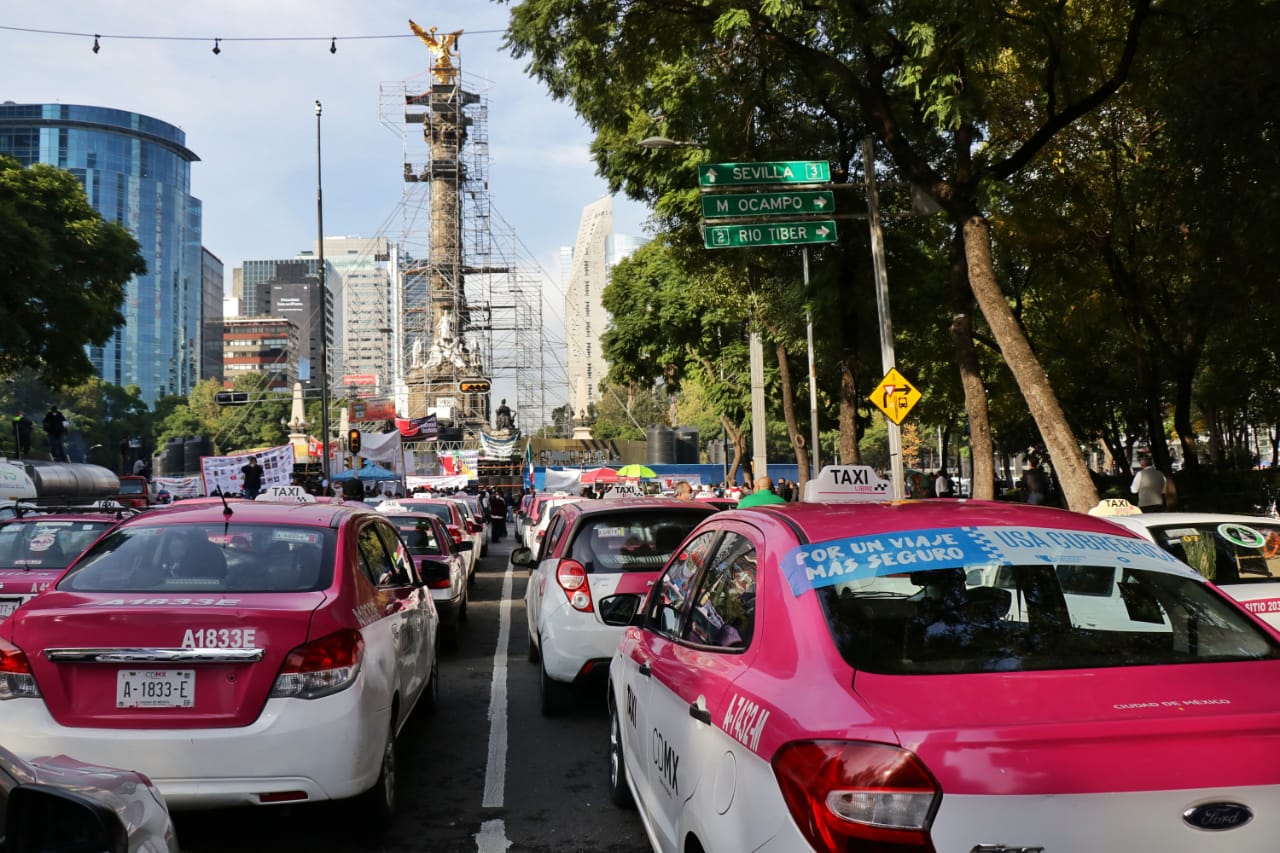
[0,156,145,388]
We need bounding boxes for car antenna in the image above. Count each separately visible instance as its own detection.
[212,485,233,518]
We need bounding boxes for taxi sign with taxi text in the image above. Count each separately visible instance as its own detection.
[870,368,922,425]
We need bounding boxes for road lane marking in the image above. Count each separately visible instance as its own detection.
[475,818,511,852]
[482,558,513,808]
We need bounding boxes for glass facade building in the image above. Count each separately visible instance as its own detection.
[0,103,203,404]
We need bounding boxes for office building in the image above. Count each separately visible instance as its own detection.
[222,317,298,389]
[0,103,204,404]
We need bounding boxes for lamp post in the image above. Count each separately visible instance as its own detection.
[637,136,703,149]
[315,101,331,485]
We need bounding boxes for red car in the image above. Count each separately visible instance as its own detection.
[607,465,1280,852]
[382,511,471,648]
[0,507,131,620]
[0,494,439,821]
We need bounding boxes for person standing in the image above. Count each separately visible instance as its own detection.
[1022,460,1049,505]
[1130,457,1167,513]
[12,411,32,459]
[935,469,954,498]
[738,476,787,508]
[42,406,67,462]
[240,455,264,500]
[489,490,508,541]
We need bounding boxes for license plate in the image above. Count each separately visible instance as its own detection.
[0,598,22,619]
[117,669,195,708]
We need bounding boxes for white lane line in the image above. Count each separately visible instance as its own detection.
[482,558,513,808]
[475,818,511,852]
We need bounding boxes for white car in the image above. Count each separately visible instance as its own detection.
[522,495,579,554]
[1101,508,1280,628]
[0,741,179,852]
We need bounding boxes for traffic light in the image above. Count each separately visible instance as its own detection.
[458,379,491,394]
[348,429,362,454]
[214,391,249,405]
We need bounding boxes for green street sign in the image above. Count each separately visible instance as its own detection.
[701,190,835,219]
[703,220,838,249]
[699,160,831,187]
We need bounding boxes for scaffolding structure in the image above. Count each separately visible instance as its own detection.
[377,28,562,444]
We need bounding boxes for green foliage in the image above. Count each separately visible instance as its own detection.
[0,156,145,388]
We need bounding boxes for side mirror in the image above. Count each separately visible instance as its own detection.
[510,547,534,568]
[598,593,642,627]
[6,783,130,853]
[455,540,474,552]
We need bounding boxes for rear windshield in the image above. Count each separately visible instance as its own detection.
[1142,520,1280,584]
[819,562,1280,675]
[568,510,709,573]
[117,479,145,495]
[58,523,335,594]
[398,502,454,524]
[391,518,446,556]
[0,519,114,570]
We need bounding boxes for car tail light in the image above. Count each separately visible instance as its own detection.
[0,637,41,699]
[447,525,464,545]
[772,741,940,852]
[271,629,364,700]
[556,559,593,612]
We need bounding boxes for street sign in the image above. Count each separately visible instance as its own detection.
[699,160,831,188]
[704,220,837,249]
[869,368,922,425]
[701,190,835,219]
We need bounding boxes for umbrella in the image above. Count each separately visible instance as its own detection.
[330,460,399,482]
[580,467,619,485]
[616,464,657,479]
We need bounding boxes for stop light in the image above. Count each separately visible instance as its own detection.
[348,429,362,454]
[214,391,249,405]
[458,379,491,394]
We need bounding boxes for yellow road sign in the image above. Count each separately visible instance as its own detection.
[870,368,922,425]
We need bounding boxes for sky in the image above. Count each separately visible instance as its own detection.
[1,1,652,411]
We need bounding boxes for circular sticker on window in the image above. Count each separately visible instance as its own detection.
[1218,523,1266,549]
[28,533,56,552]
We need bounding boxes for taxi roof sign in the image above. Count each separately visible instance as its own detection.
[256,485,316,504]
[1088,498,1143,517]
[802,465,892,503]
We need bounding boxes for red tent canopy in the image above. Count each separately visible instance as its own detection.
[579,467,620,484]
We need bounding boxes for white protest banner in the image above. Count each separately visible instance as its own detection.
[200,444,294,496]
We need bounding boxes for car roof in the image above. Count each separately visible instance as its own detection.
[556,496,717,519]
[721,498,1146,543]
[111,497,377,528]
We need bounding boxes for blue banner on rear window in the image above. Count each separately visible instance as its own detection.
[780,526,1193,596]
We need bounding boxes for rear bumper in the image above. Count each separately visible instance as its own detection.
[539,601,625,684]
[0,677,389,810]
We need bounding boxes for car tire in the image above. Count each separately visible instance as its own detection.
[441,621,459,651]
[355,716,398,826]
[539,659,572,717]
[527,629,540,663]
[458,591,469,624]
[421,649,439,716]
[608,698,634,808]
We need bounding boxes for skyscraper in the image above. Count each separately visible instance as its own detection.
[0,103,204,404]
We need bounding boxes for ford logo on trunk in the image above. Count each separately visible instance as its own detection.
[1182,802,1253,831]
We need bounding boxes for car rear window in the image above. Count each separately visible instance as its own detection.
[398,502,454,524]
[117,479,145,495]
[58,523,335,594]
[391,518,445,556]
[818,560,1280,675]
[568,510,708,573]
[0,519,114,570]
[1143,521,1280,584]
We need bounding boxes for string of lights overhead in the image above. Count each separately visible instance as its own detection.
[0,24,504,56]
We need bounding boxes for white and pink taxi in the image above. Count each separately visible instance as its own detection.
[0,490,438,824]
[606,466,1280,852]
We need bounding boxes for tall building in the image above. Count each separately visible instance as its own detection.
[563,196,646,417]
[317,236,397,397]
[222,317,298,389]
[0,103,204,404]
[200,249,225,384]
[233,257,334,394]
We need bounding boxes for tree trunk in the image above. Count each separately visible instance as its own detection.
[948,227,996,501]
[775,342,811,489]
[723,416,747,484]
[963,216,1099,510]
[839,351,862,464]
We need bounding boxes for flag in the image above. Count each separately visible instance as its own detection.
[524,439,535,490]
[395,414,438,439]
[307,435,323,458]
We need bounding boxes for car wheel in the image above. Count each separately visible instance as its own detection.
[608,697,634,808]
[421,646,439,717]
[458,590,469,624]
[527,629,540,663]
[355,716,398,826]
[441,620,459,651]
[539,659,572,717]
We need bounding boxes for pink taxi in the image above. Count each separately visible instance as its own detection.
[606,466,1280,852]
[0,507,132,620]
[0,494,438,823]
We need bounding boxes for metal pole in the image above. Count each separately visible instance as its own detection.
[749,330,768,483]
[316,101,331,485]
[804,248,819,477]
[863,137,904,499]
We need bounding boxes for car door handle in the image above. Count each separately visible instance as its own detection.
[688,703,712,724]
[637,661,651,677]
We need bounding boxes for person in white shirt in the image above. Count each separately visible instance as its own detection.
[1130,457,1167,512]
